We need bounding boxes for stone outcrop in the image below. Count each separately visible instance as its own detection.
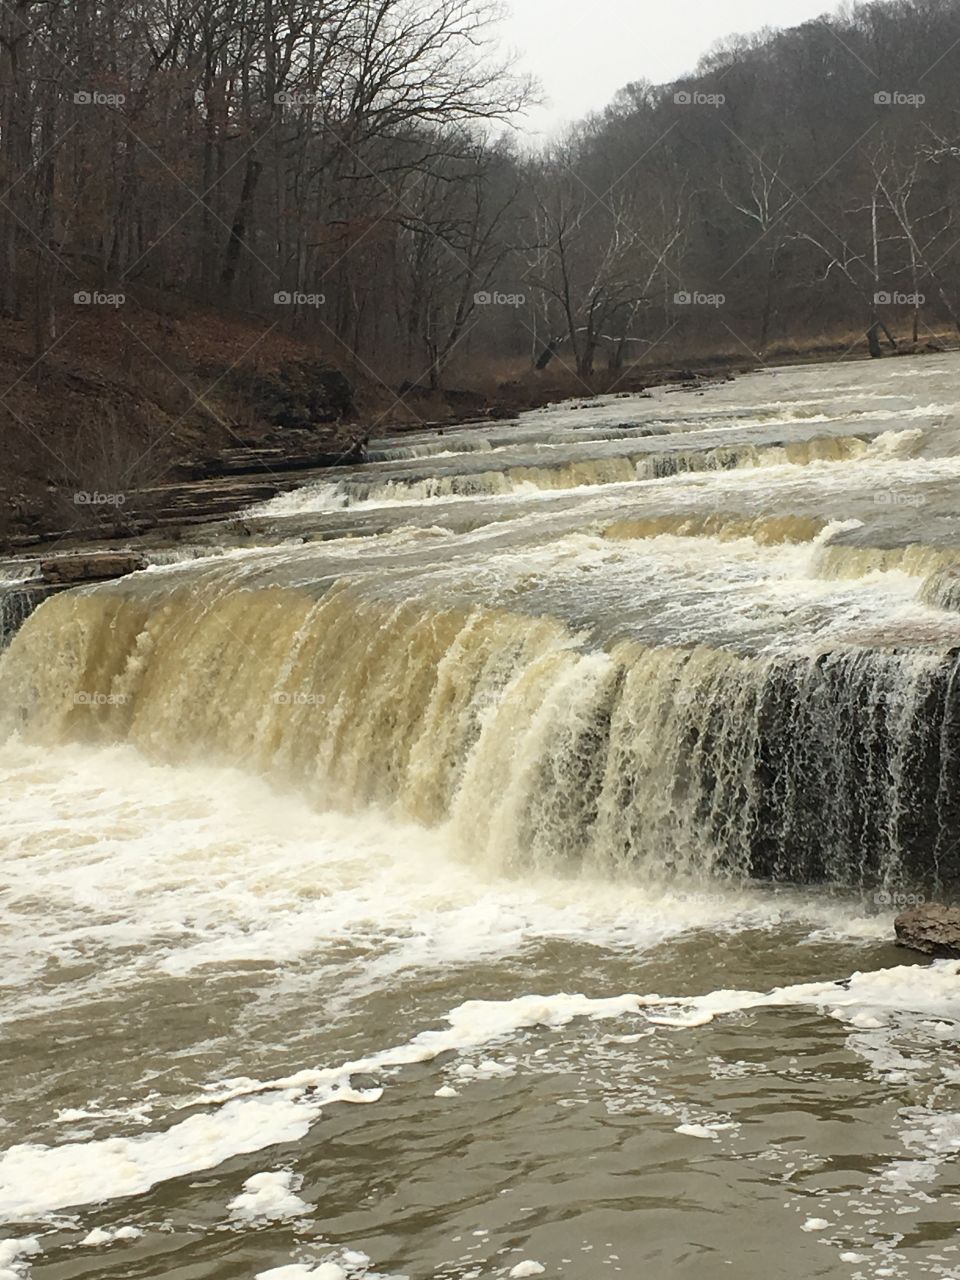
[40,553,148,584]
[894,903,960,957]
[223,360,354,428]
[1,553,148,648]
[188,431,365,480]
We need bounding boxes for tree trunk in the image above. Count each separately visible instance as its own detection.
[221,152,262,290]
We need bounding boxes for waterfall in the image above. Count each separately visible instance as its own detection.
[603,513,827,544]
[635,434,870,478]
[254,433,880,516]
[920,567,960,613]
[3,575,957,891]
[0,582,61,650]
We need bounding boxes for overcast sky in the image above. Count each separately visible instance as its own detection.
[499,0,840,139]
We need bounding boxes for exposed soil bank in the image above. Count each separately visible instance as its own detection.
[1,294,951,552]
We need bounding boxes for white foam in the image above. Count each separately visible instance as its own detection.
[80,1226,142,1246]
[800,1217,830,1232]
[0,994,645,1222]
[455,1059,514,1081]
[0,1238,39,1280]
[674,1122,734,1140]
[256,1249,380,1280]
[509,1263,545,1278]
[19,966,957,1224]
[864,427,925,458]
[228,1170,310,1222]
[0,740,887,1032]
[203,993,647,1107]
[642,962,960,1028]
[258,1266,346,1280]
[4,938,956,1228]
[248,482,349,518]
[0,1095,319,1221]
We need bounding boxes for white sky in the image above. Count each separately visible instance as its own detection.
[498,0,841,139]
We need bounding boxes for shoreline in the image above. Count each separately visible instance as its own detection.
[1,338,953,559]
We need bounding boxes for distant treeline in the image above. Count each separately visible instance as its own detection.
[4,0,960,388]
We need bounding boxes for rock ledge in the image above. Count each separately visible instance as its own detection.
[894,903,960,957]
[40,553,147,584]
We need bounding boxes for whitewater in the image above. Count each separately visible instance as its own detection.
[1,355,960,1279]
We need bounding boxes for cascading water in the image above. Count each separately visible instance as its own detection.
[0,578,56,649]
[251,430,896,515]
[921,565,960,613]
[0,586,33,649]
[4,354,960,1280]
[3,529,960,890]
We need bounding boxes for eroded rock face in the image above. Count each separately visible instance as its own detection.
[225,361,354,428]
[40,553,147,584]
[894,904,960,957]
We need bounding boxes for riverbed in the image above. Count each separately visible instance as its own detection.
[1,354,959,1279]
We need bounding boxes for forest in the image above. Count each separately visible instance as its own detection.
[3,0,960,397]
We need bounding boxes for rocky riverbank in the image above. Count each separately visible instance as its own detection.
[1,358,735,552]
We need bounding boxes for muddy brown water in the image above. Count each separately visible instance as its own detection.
[1,355,960,1280]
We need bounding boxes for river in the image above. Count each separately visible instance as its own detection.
[1,354,959,1280]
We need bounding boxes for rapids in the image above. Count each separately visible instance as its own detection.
[2,354,960,1280]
